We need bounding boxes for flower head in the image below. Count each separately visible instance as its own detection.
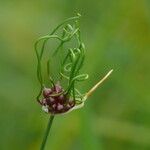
[35,14,113,115]
[38,83,75,114]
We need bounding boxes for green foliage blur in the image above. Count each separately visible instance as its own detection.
[0,0,150,150]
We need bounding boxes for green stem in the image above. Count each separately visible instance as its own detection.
[40,115,55,150]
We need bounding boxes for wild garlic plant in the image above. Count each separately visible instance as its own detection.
[34,14,113,150]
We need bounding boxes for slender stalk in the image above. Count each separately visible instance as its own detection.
[40,115,55,150]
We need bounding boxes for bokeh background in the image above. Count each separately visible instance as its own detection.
[0,0,150,150]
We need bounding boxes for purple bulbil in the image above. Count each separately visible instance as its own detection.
[38,84,75,114]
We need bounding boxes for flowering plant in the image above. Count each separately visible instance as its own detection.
[34,14,113,150]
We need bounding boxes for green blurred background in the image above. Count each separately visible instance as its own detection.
[0,0,150,150]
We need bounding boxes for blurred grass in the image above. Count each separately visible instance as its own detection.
[0,0,150,150]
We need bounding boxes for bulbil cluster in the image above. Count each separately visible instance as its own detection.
[38,84,75,114]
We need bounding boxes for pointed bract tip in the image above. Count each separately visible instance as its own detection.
[77,13,81,17]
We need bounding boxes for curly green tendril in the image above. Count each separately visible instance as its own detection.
[34,14,88,103]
